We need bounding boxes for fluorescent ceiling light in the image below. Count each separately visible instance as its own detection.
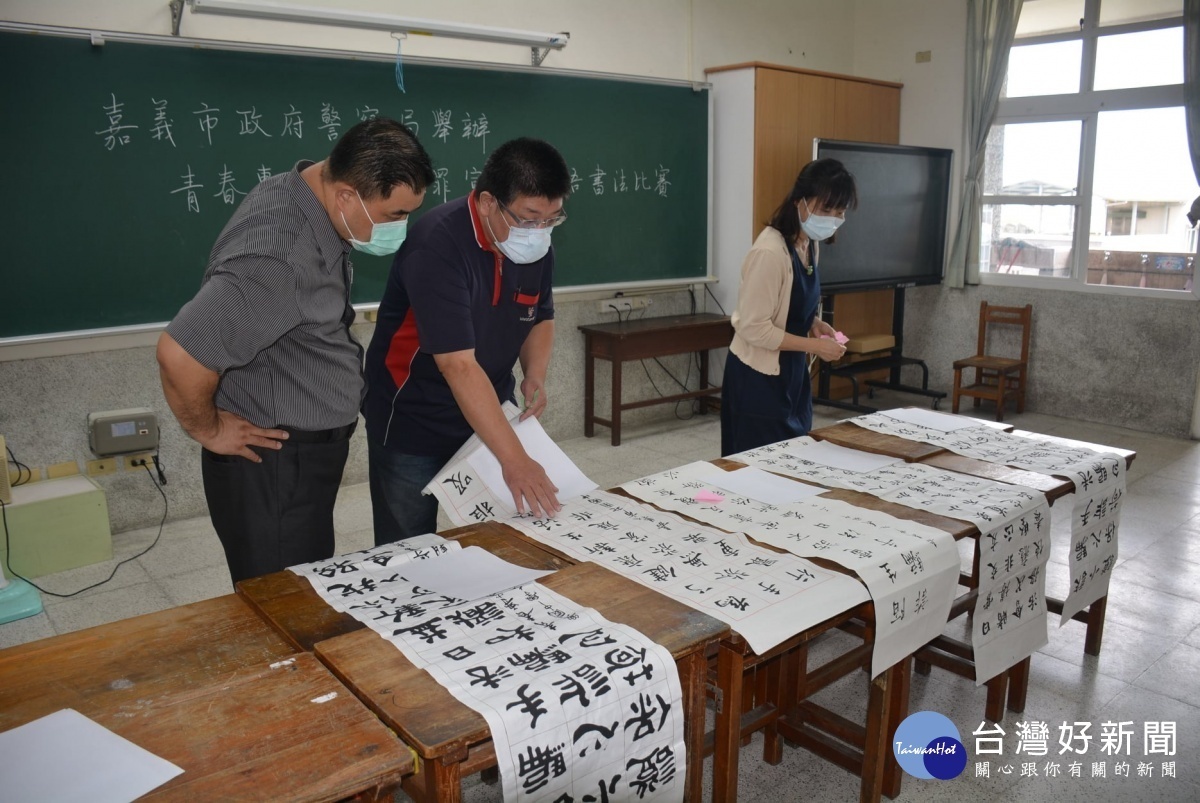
[188,0,569,49]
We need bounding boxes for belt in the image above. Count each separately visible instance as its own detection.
[279,421,358,444]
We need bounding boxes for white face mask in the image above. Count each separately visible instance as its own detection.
[341,191,407,256]
[497,226,553,264]
[799,198,845,242]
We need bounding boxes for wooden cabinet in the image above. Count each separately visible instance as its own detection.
[707,62,902,400]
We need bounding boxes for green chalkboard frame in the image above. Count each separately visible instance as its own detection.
[0,25,710,340]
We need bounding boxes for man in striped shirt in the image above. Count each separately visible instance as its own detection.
[158,119,434,585]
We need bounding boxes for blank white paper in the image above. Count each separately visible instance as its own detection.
[0,708,183,803]
[800,440,903,473]
[879,408,980,432]
[394,545,556,601]
[691,463,826,505]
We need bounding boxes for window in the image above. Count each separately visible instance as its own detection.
[981,0,1196,296]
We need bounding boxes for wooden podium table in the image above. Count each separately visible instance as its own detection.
[0,595,412,801]
[579,313,733,445]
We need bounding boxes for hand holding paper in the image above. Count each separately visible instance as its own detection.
[519,375,546,421]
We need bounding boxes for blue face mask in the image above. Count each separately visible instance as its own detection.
[342,191,407,256]
[800,198,845,242]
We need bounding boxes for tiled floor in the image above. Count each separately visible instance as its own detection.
[3,392,1199,801]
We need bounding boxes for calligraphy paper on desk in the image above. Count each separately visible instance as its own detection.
[293,545,685,802]
[735,440,1052,684]
[383,582,685,802]
[981,433,1124,623]
[619,462,958,677]
[849,413,1125,626]
[292,534,461,611]
[504,490,870,655]
[425,402,597,524]
[730,436,896,491]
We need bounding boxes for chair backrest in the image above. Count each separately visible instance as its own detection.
[976,301,1032,363]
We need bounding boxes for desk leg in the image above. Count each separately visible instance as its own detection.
[882,657,911,800]
[1084,596,1107,656]
[713,644,745,803]
[402,756,463,803]
[698,349,711,414]
[1006,656,1030,714]
[860,664,897,803]
[584,341,596,438]
[679,651,706,803]
[611,357,623,447]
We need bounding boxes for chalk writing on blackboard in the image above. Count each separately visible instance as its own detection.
[95,93,138,150]
[96,95,673,213]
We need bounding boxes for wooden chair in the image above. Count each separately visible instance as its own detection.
[952,302,1032,421]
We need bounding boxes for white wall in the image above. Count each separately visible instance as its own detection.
[852,0,967,219]
[1,0,859,81]
[0,0,865,532]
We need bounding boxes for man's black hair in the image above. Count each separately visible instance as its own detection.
[476,137,571,204]
[327,117,435,199]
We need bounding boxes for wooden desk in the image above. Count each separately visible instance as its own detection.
[810,418,1137,714]
[242,526,727,803]
[0,594,411,801]
[702,460,980,803]
[579,313,733,445]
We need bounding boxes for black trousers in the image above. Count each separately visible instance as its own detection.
[201,425,353,586]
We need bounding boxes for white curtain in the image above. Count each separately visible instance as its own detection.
[1185,0,1200,221]
[945,0,1023,288]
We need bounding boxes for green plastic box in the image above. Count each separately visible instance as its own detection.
[0,476,113,579]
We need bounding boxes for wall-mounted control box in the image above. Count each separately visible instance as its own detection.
[88,408,159,456]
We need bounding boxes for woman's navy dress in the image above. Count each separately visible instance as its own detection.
[720,242,820,456]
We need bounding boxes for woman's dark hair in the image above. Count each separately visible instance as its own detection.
[767,158,858,243]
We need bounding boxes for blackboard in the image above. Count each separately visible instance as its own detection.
[0,28,709,339]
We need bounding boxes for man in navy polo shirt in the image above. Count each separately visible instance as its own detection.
[363,138,571,543]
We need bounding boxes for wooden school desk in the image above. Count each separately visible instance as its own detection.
[579,313,733,445]
[699,461,980,803]
[0,594,412,801]
[809,417,1136,715]
[238,524,729,803]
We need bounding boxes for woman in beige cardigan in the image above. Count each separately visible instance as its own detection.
[720,159,857,456]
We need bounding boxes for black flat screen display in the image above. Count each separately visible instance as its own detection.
[814,139,953,292]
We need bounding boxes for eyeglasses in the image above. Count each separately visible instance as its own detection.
[497,198,568,229]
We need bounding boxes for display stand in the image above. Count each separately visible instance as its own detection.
[814,286,946,413]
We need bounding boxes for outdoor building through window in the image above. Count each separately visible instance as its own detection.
[981,0,1196,295]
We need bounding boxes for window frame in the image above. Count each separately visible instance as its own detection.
[981,0,1196,299]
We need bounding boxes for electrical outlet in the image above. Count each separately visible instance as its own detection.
[125,452,156,469]
[597,295,654,314]
[8,466,41,485]
[47,461,81,479]
[87,458,118,477]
